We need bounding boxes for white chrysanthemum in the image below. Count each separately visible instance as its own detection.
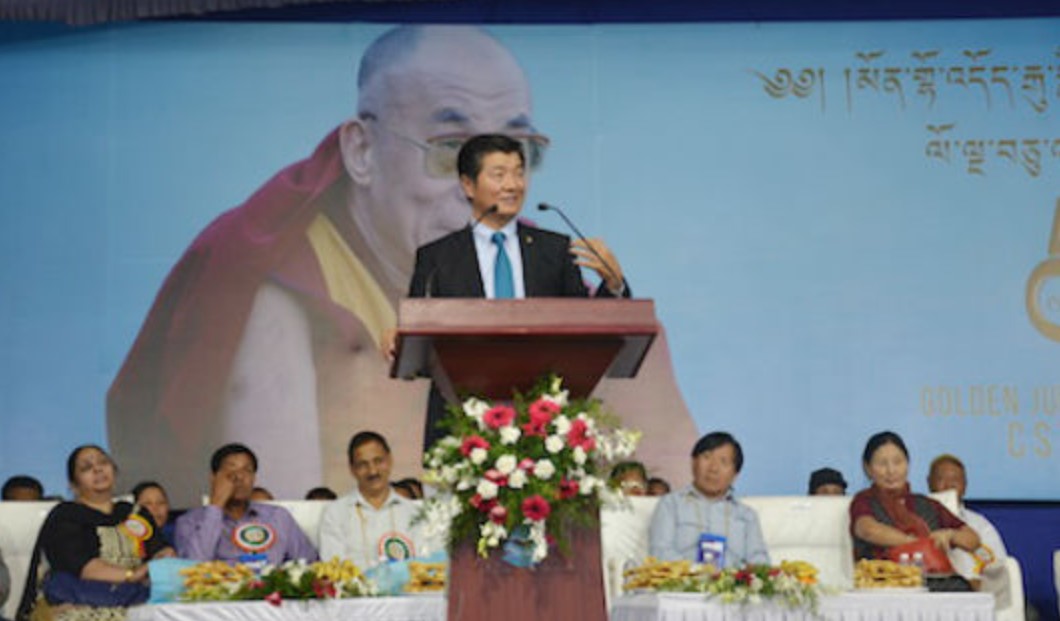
[476,479,499,500]
[499,425,521,445]
[614,429,642,459]
[572,446,587,465]
[544,435,564,454]
[579,474,601,495]
[528,521,549,563]
[495,454,517,475]
[287,563,307,585]
[508,469,528,489]
[469,447,488,465]
[480,521,508,548]
[456,477,474,491]
[542,389,569,408]
[421,469,442,488]
[533,459,555,480]
[595,436,614,462]
[440,465,460,484]
[419,494,459,546]
[463,397,490,419]
[551,414,571,435]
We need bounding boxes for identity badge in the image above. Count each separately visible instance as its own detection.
[697,533,727,567]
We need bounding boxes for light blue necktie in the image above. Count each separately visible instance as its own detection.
[491,231,514,299]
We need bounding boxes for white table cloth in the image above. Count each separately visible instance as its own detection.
[610,591,995,621]
[127,591,994,621]
[127,595,446,621]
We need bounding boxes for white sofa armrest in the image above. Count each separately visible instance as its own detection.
[0,501,57,620]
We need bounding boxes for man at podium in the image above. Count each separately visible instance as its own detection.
[407,134,630,445]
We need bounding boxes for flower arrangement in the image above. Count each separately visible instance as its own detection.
[180,558,376,605]
[419,374,640,565]
[657,561,822,611]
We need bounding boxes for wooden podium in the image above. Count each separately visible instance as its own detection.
[391,298,659,621]
[391,298,658,400]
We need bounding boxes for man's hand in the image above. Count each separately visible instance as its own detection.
[132,564,151,583]
[209,472,236,508]
[380,327,398,364]
[570,238,624,293]
[152,546,177,560]
[929,528,956,551]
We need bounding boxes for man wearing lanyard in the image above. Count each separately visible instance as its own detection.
[318,431,427,567]
[175,444,318,564]
[648,432,769,568]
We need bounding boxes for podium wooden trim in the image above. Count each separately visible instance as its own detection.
[390,298,658,399]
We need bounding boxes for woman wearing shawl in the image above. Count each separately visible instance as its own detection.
[18,445,173,621]
[850,431,980,561]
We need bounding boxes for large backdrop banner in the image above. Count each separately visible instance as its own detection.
[0,19,1057,503]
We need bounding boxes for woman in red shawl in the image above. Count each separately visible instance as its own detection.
[850,431,980,561]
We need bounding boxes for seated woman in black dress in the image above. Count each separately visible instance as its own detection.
[19,445,173,620]
[849,431,979,564]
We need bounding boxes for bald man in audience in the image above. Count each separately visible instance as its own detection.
[927,454,1011,604]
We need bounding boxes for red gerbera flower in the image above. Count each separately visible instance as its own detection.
[557,478,579,500]
[312,579,337,598]
[566,419,595,451]
[521,494,552,521]
[483,405,516,429]
[489,504,509,525]
[460,435,490,457]
[529,398,560,421]
[470,493,497,513]
[521,399,559,437]
[484,469,508,487]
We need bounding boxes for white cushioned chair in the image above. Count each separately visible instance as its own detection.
[0,501,56,619]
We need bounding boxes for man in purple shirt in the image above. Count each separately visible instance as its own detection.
[175,443,318,564]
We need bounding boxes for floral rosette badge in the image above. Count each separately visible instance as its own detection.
[418,374,641,565]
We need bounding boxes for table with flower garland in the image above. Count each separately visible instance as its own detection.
[127,594,447,621]
[610,591,995,621]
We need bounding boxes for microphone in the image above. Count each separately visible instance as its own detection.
[537,202,625,293]
[425,205,499,297]
[471,204,499,229]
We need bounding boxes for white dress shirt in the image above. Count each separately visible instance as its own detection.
[318,488,430,568]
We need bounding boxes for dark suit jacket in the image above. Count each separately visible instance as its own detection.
[407,221,628,449]
[408,222,624,298]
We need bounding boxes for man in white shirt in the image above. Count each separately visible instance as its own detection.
[927,454,1011,606]
[319,431,429,567]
